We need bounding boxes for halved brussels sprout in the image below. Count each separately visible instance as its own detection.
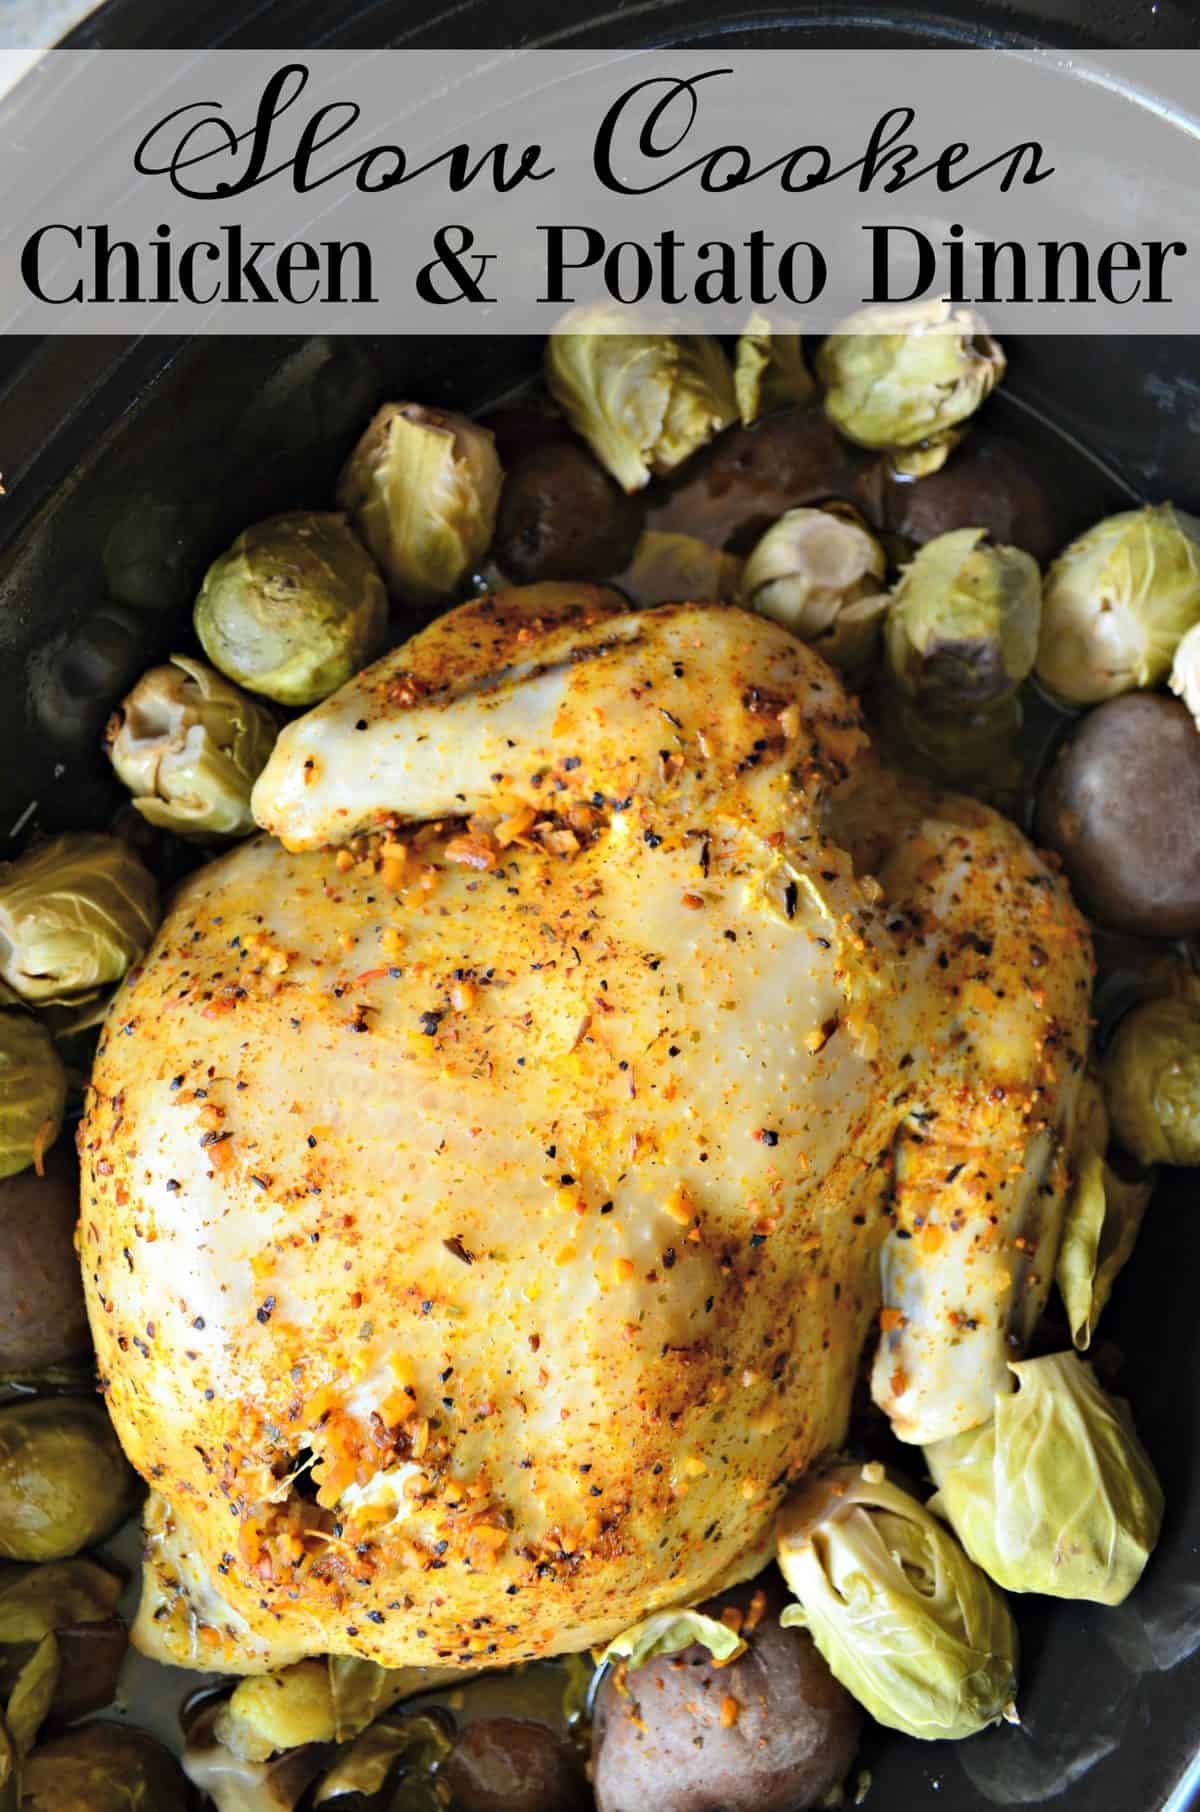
[195,512,387,707]
[816,300,1005,476]
[619,531,743,608]
[598,1607,746,1671]
[6,1634,57,1761]
[739,505,887,672]
[1103,995,1200,1166]
[884,528,1042,711]
[0,836,157,1008]
[926,1352,1163,1605]
[1169,618,1200,729]
[0,1559,122,1646]
[1036,504,1200,707]
[733,316,815,425]
[875,686,1023,794]
[21,1721,190,1811]
[776,1463,1017,1741]
[214,1656,455,1762]
[1057,1146,1153,1351]
[545,307,736,492]
[314,1709,453,1804]
[0,1016,66,1182]
[106,655,278,840]
[337,402,503,609]
[0,1399,140,1563]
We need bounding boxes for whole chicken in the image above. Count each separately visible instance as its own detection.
[79,584,1091,1676]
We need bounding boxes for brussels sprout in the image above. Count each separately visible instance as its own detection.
[314,1709,452,1803]
[106,655,278,840]
[0,1560,122,1646]
[1103,995,1200,1165]
[733,316,816,425]
[619,531,743,608]
[6,1635,57,1761]
[875,686,1023,793]
[0,836,158,1007]
[545,307,736,493]
[739,506,887,671]
[0,1018,65,1184]
[1169,618,1200,729]
[884,528,1042,711]
[816,300,1005,476]
[0,1718,14,1812]
[195,512,387,707]
[214,1656,454,1762]
[598,1607,746,1671]
[21,1721,190,1810]
[926,1352,1164,1606]
[1036,504,1200,707]
[336,403,502,608]
[0,1399,140,1563]
[776,1463,1017,1741]
[1057,1145,1153,1350]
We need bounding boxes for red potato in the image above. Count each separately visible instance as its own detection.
[591,1579,861,1812]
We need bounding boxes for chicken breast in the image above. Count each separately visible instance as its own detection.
[79,589,1091,1674]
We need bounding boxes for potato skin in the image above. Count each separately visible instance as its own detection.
[591,1579,861,1812]
[493,445,645,585]
[652,408,867,554]
[873,436,1063,565]
[444,1717,586,1812]
[0,1144,90,1375]
[1036,692,1200,936]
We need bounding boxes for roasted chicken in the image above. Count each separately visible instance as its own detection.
[79,585,1091,1674]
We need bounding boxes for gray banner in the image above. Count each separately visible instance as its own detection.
[0,48,1197,333]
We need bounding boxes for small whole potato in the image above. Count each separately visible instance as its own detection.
[652,407,867,554]
[0,1144,90,1376]
[443,1716,586,1812]
[493,445,645,585]
[874,435,1064,565]
[1036,692,1200,936]
[591,1578,861,1812]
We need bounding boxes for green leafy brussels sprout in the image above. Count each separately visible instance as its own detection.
[195,511,387,707]
[0,836,157,1008]
[1057,1145,1153,1351]
[214,1656,453,1762]
[884,528,1042,711]
[336,403,503,608]
[733,315,816,425]
[739,505,888,672]
[1054,1073,1152,1351]
[926,1352,1164,1606]
[816,300,1005,476]
[620,531,743,608]
[875,685,1023,797]
[0,1560,122,1647]
[106,655,278,840]
[598,1606,746,1672]
[21,1721,190,1811]
[1103,995,1200,1166]
[0,1717,14,1812]
[0,1017,66,1183]
[314,1709,453,1804]
[545,306,736,493]
[1169,618,1200,729]
[776,1463,1017,1742]
[0,1399,140,1563]
[5,1635,57,1762]
[1036,504,1200,707]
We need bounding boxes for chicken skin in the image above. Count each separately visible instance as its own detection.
[79,586,1091,1675]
